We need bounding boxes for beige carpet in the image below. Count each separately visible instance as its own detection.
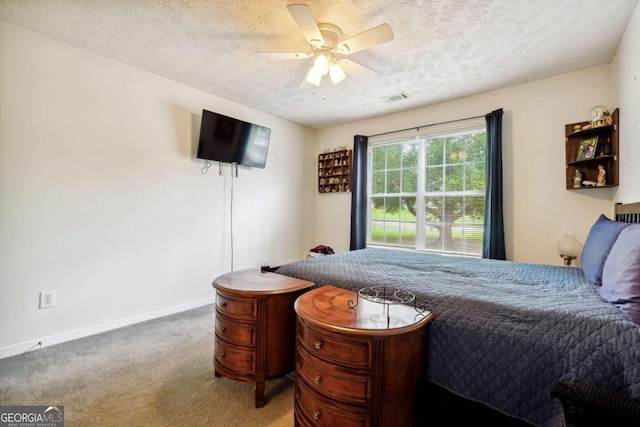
[0,304,294,426]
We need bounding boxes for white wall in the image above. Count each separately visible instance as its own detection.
[0,21,316,356]
[612,1,640,203]
[315,65,619,265]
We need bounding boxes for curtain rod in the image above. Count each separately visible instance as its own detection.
[367,114,485,138]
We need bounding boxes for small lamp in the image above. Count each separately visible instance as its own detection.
[557,229,583,266]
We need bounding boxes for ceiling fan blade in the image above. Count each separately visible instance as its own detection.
[287,4,324,47]
[339,60,378,79]
[337,23,394,54]
[254,51,312,59]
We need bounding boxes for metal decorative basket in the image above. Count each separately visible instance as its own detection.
[348,286,427,327]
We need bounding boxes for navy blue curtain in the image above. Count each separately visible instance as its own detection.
[350,135,368,250]
[483,109,506,260]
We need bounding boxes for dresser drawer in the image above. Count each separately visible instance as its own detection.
[295,380,369,427]
[216,292,256,320]
[215,314,255,347]
[297,346,370,405]
[294,404,315,427]
[298,320,371,369]
[214,338,254,374]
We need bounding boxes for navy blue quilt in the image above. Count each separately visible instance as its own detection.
[276,248,640,427]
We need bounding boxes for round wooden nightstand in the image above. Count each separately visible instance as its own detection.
[294,285,435,426]
[212,268,314,408]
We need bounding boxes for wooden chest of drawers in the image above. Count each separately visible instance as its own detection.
[212,269,314,408]
[294,285,435,426]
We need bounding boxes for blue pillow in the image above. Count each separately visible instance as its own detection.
[599,225,640,323]
[580,214,629,284]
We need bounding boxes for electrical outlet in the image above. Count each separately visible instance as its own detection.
[39,290,56,309]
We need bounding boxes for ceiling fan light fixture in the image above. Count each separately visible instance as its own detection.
[329,60,346,84]
[304,65,321,86]
[313,52,330,76]
[263,4,392,91]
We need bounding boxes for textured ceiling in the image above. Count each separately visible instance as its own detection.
[0,0,637,129]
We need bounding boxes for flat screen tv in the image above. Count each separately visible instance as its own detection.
[197,109,271,168]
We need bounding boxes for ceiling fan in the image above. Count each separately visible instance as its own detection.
[256,3,394,87]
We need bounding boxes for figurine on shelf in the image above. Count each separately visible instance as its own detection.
[573,169,582,188]
[596,165,606,187]
[599,138,611,156]
[590,105,609,128]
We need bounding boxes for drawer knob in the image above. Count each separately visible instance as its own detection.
[313,411,321,420]
[220,327,226,333]
[218,352,225,359]
[314,341,323,350]
[314,376,321,384]
[221,302,227,307]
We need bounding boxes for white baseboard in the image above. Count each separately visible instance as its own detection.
[0,297,216,360]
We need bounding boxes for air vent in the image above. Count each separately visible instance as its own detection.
[382,92,409,103]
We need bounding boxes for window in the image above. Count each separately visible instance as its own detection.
[368,126,486,256]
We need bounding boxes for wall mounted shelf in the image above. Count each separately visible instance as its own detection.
[565,108,619,190]
[318,148,352,193]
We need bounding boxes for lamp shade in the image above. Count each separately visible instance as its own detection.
[304,65,321,86]
[313,52,330,76]
[557,233,583,258]
[329,60,346,84]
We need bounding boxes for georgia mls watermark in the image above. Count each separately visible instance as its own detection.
[0,406,64,427]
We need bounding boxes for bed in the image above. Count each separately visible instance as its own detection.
[276,202,640,427]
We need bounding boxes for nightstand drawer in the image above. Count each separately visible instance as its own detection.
[297,346,370,405]
[298,319,371,369]
[216,292,256,320]
[294,405,315,427]
[214,338,254,374]
[295,380,369,427]
[215,314,255,347]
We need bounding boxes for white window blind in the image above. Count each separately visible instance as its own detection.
[367,124,486,256]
